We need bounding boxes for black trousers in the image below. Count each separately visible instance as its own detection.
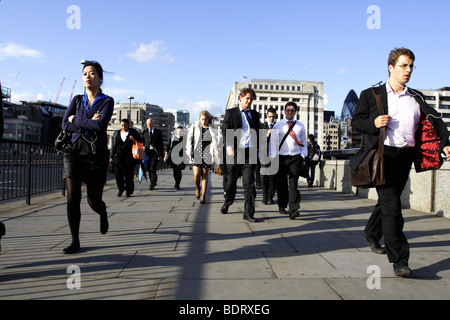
[277,155,303,212]
[261,170,277,202]
[145,150,159,186]
[224,148,256,217]
[172,166,182,187]
[114,157,136,194]
[364,147,414,264]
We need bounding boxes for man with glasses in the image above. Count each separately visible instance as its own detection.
[351,48,450,277]
[270,102,308,220]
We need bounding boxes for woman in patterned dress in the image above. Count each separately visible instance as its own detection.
[186,111,220,204]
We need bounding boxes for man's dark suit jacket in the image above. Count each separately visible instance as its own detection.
[143,127,164,157]
[350,84,449,171]
[222,106,260,154]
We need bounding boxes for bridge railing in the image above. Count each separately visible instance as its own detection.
[0,139,170,205]
[0,139,64,204]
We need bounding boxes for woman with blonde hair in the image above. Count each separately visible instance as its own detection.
[186,110,220,204]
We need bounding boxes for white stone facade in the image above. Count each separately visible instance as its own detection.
[226,79,324,145]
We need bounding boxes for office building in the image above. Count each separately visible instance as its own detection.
[419,87,450,136]
[226,79,324,144]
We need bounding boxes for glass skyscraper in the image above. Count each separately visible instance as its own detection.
[341,89,358,120]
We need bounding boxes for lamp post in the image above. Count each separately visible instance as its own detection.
[127,96,134,121]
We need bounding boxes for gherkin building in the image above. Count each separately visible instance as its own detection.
[341,89,358,120]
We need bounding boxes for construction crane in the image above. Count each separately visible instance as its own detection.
[69,80,77,103]
[12,69,22,89]
[54,77,65,104]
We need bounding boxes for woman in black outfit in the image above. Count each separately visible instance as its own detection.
[110,118,143,197]
[164,126,186,190]
[61,60,114,254]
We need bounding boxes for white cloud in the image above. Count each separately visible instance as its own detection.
[126,40,174,64]
[168,99,224,123]
[11,91,45,103]
[112,75,124,81]
[337,67,347,75]
[0,42,43,61]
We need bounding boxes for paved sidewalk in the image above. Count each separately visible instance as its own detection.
[0,169,449,300]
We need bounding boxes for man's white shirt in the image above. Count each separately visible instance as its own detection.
[269,118,308,158]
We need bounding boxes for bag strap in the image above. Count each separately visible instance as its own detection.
[279,120,296,149]
[370,86,386,157]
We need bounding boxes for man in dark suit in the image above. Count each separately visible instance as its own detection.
[221,87,260,222]
[143,117,164,190]
[350,47,450,277]
[260,107,277,204]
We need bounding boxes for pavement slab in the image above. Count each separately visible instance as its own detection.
[0,169,449,302]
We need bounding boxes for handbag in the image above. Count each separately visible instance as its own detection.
[55,130,72,153]
[132,141,145,160]
[54,95,81,153]
[349,87,385,188]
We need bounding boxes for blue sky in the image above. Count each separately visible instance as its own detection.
[1,0,449,122]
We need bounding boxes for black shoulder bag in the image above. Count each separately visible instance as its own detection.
[349,87,386,188]
[55,95,81,153]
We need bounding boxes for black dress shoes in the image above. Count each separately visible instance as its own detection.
[393,260,412,277]
[220,204,229,214]
[100,213,109,235]
[289,210,300,220]
[278,208,288,215]
[364,235,386,254]
[243,214,257,222]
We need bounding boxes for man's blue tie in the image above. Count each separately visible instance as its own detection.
[242,109,254,129]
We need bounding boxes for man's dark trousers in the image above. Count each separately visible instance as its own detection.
[146,149,159,186]
[364,147,414,263]
[277,154,302,212]
[224,148,257,217]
